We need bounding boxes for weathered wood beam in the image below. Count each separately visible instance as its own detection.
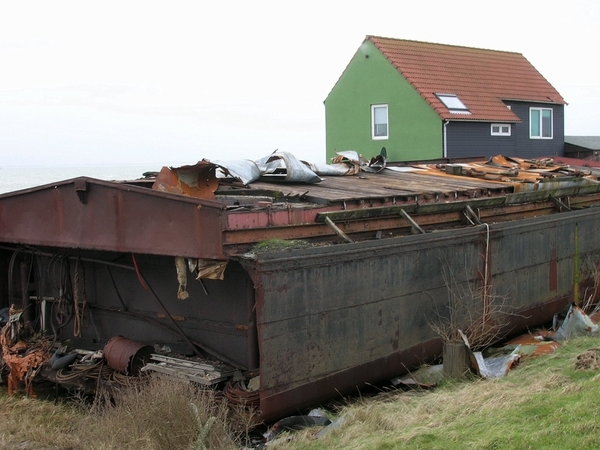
[549,196,572,212]
[399,209,426,234]
[324,216,354,243]
[465,205,483,225]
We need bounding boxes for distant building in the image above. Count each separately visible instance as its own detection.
[325,36,566,162]
[564,136,600,160]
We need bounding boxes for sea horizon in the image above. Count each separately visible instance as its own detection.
[0,163,169,194]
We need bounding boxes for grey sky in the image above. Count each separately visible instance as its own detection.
[1,0,598,168]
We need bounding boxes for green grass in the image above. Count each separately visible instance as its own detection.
[274,336,600,450]
[251,238,311,252]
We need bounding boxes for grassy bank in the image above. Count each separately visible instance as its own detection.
[277,335,600,450]
[0,335,599,449]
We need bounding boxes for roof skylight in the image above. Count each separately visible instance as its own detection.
[436,94,471,114]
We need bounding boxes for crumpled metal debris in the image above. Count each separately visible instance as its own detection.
[153,150,389,201]
[315,411,355,439]
[256,151,322,184]
[263,409,331,441]
[465,304,599,379]
[390,364,444,388]
[0,307,50,397]
[553,303,598,341]
[213,159,262,185]
[471,345,529,379]
[152,161,219,200]
[330,150,387,174]
[458,329,532,379]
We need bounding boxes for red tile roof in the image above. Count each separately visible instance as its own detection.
[367,36,566,122]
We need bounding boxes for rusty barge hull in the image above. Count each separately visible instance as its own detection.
[1,157,600,422]
[253,210,596,419]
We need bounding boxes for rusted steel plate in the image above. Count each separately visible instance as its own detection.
[221,199,567,247]
[252,208,600,421]
[152,162,219,200]
[258,338,444,423]
[0,178,226,259]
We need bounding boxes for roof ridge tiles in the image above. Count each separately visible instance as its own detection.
[367,35,523,56]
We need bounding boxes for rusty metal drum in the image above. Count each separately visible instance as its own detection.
[103,336,153,375]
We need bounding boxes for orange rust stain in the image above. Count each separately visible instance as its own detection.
[505,331,561,357]
[152,164,218,200]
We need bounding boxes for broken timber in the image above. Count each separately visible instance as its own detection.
[141,354,236,385]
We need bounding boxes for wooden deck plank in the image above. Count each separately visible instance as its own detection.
[245,168,510,203]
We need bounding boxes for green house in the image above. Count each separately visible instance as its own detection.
[325,36,566,162]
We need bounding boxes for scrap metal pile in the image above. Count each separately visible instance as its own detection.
[0,306,50,397]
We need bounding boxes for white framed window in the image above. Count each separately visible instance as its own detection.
[371,104,388,140]
[530,107,553,139]
[491,124,511,136]
[436,93,471,114]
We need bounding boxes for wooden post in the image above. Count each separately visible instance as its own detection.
[443,340,471,379]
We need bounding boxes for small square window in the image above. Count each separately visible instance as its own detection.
[491,124,511,136]
[371,104,388,140]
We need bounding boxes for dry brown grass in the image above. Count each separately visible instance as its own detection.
[0,385,85,449]
[80,375,237,450]
[0,376,239,450]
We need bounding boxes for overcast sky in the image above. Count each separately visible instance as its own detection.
[0,0,598,168]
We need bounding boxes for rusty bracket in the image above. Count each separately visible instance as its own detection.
[74,179,88,204]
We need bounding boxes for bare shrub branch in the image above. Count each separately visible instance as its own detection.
[581,256,600,315]
[429,262,515,351]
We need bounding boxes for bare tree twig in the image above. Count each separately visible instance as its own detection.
[429,261,515,351]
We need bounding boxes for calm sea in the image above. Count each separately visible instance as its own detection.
[0,164,169,195]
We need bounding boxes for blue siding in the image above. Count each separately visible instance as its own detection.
[446,121,516,158]
[446,102,564,159]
